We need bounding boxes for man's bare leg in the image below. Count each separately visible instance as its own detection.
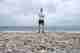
[42,24,44,33]
[38,24,40,33]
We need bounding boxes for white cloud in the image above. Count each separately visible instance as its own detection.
[0,0,80,26]
[0,0,33,26]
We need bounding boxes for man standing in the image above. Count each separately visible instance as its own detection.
[38,8,45,33]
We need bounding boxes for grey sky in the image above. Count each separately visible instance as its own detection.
[0,0,80,26]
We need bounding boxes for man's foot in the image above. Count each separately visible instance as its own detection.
[37,31,40,33]
[42,31,44,33]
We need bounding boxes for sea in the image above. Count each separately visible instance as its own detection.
[0,26,80,32]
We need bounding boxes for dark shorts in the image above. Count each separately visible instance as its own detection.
[39,20,44,25]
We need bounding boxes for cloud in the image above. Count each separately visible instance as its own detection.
[0,0,80,26]
[1,0,80,16]
[0,0,33,26]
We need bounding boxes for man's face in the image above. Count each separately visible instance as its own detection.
[40,8,43,13]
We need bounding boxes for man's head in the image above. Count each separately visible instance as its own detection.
[40,8,43,13]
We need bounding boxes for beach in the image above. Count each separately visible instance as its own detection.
[0,32,79,53]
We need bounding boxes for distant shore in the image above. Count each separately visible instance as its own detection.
[0,26,80,32]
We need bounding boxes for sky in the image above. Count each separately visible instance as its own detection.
[0,0,80,26]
